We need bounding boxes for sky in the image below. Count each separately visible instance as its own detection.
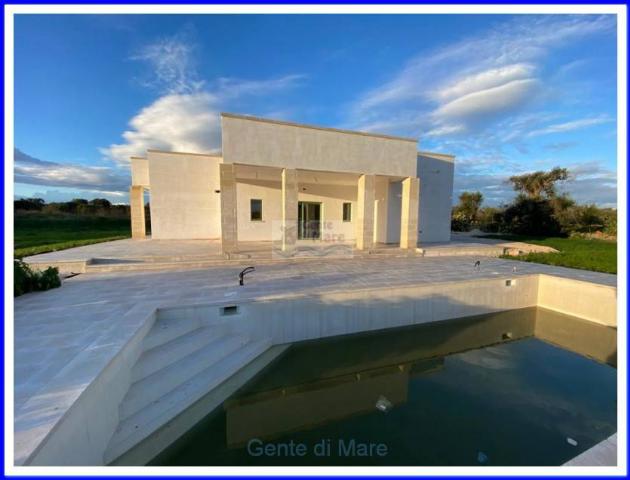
[13,14,618,207]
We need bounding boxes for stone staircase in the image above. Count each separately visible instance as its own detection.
[104,313,271,464]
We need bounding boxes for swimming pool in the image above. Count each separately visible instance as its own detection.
[151,307,616,466]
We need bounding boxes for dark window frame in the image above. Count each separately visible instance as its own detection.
[342,202,352,222]
[250,198,263,221]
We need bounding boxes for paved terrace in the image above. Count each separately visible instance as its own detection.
[23,235,556,273]
[14,254,615,464]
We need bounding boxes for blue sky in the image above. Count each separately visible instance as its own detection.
[14,14,617,206]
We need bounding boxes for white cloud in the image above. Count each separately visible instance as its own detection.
[434,63,536,103]
[214,74,307,99]
[15,188,127,203]
[131,32,204,94]
[527,115,613,137]
[562,162,617,207]
[103,92,222,164]
[452,156,617,207]
[426,124,466,137]
[433,78,539,122]
[347,15,614,136]
[103,73,305,164]
[343,15,616,207]
[14,149,129,192]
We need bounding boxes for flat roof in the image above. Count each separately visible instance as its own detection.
[221,112,418,143]
[418,150,456,162]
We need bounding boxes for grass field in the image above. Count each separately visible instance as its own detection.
[14,214,131,258]
[480,234,617,274]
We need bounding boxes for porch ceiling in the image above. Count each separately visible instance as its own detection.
[234,163,405,186]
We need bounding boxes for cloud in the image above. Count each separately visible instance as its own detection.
[131,31,204,94]
[347,15,614,136]
[102,92,221,164]
[14,149,129,193]
[426,124,466,137]
[343,15,616,208]
[15,188,127,203]
[434,63,536,103]
[562,161,617,207]
[452,157,617,207]
[213,74,307,99]
[543,141,578,152]
[102,73,305,164]
[527,115,613,137]
[433,78,539,122]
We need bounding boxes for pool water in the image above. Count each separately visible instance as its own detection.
[152,308,617,466]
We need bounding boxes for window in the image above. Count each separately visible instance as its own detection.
[342,202,352,222]
[250,199,262,221]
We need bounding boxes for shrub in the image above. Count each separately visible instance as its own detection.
[604,213,617,236]
[451,213,472,232]
[478,207,503,233]
[501,197,564,237]
[14,260,61,297]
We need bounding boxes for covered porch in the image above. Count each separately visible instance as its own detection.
[217,163,420,255]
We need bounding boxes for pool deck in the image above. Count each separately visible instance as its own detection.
[13,251,615,466]
[22,235,556,274]
[564,434,617,467]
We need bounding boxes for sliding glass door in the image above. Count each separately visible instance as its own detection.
[297,201,321,240]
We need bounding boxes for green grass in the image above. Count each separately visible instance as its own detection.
[479,234,617,274]
[14,214,131,258]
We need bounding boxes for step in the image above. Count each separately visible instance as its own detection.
[104,338,272,464]
[132,326,228,382]
[109,344,291,466]
[86,259,233,273]
[142,316,201,351]
[120,333,249,419]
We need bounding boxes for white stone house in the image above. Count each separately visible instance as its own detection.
[129,113,454,253]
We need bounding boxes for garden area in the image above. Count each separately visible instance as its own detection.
[13,198,138,258]
[452,167,617,274]
[485,234,616,274]
[13,198,136,296]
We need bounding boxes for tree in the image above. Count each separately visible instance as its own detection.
[502,197,563,236]
[14,198,44,211]
[509,167,568,199]
[89,198,112,209]
[451,191,484,231]
[575,204,604,233]
[456,191,483,223]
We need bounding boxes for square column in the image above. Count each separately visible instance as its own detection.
[130,186,146,239]
[220,163,238,254]
[356,174,375,250]
[282,168,298,254]
[400,177,420,249]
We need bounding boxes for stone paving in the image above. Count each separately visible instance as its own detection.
[13,253,616,465]
[564,434,617,466]
[23,238,226,263]
[23,235,555,267]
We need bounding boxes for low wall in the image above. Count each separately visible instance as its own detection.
[159,275,540,345]
[158,274,616,347]
[537,274,617,327]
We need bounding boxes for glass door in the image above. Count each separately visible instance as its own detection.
[298,201,321,239]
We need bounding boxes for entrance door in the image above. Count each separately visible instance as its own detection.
[298,201,321,239]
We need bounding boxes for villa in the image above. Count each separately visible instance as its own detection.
[129,113,455,252]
